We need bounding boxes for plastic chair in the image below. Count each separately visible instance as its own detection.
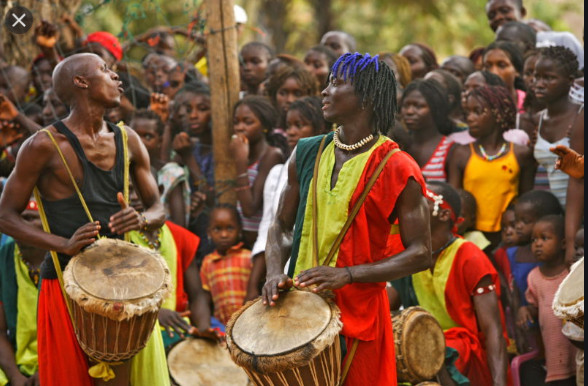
[510,348,540,386]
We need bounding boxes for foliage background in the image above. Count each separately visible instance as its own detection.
[78,0,583,62]
[1,0,584,66]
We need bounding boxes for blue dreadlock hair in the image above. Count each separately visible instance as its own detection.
[330,52,398,134]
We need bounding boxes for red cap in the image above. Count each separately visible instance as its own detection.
[85,31,123,61]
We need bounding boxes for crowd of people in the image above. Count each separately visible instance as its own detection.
[0,0,584,385]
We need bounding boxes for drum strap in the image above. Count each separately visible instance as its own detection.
[311,138,400,268]
[340,338,359,385]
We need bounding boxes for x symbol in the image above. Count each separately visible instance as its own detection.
[12,13,26,27]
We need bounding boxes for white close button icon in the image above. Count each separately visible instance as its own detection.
[12,13,26,28]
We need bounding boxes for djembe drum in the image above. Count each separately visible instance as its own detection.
[392,306,446,384]
[167,338,249,386]
[226,289,342,386]
[63,238,171,362]
[553,258,584,329]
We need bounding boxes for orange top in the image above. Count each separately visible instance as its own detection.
[464,143,520,232]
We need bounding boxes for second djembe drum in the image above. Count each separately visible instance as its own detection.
[226,289,342,386]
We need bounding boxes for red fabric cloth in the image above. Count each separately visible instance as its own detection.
[443,241,511,386]
[494,246,513,285]
[37,279,93,386]
[166,221,200,312]
[85,31,123,61]
[334,141,426,386]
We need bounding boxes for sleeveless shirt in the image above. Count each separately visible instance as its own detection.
[464,143,520,233]
[421,136,453,182]
[532,108,582,207]
[40,121,125,279]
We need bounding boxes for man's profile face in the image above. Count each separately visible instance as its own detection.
[486,0,524,32]
[82,55,123,108]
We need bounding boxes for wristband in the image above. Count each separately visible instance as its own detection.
[345,266,353,284]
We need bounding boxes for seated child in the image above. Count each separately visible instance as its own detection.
[517,215,577,385]
[200,205,252,326]
[456,189,492,254]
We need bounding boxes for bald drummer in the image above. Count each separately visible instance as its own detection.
[0,53,168,386]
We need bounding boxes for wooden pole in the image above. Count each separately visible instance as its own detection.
[205,0,240,205]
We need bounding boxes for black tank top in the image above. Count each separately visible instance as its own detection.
[40,120,125,279]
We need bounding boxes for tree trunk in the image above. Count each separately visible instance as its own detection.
[205,0,240,205]
[1,0,82,67]
[258,0,290,53]
[311,0,333,40]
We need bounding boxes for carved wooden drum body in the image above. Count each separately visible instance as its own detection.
[63,238,171,362]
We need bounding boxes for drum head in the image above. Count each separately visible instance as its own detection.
[397,307,445,381]
[557,259,584,306]
[70,238,167,301]
[168,338,249,386]
[231,290,332,356]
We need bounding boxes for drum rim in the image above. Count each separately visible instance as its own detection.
[69,238,168,301]
[230,290,333,358]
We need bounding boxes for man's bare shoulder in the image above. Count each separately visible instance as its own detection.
[18,126,61,155]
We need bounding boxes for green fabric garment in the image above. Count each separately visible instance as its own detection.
[0,242,39,385]
[288,132,334,278]
[130,320,171,386]
[13,246,39,377]
[128,224,177,310]
[294,136,386,277]
[413,238,465,331]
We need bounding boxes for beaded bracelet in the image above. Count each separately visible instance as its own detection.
[234,184,250,192]
[140,213,149,231]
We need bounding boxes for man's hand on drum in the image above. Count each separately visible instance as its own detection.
[261,274,293,306]
[109,192,142,234]
[294,266,351,292]
[158,309,195,339]
[191,326,225,343]
[62,221,101,255]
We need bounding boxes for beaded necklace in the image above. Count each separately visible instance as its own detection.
[138,228,162,250]
[333,127,374,151]
[478,142,507,161]
[19,254,40,286]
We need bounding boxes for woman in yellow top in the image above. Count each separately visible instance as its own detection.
[448,85,535,251]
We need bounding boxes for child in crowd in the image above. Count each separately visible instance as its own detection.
[494,203,518,287]
[303,45,338,87]
[517,215,577,385]
[229,96,285,248]
[399,42,439,79]
[265,65,319,130]
[456,188,492,255]
[532,46,583,208]
[572,227,583,263]
[246,96,329,301]
[399,78,455,182]
[239,42,274,96]
[482,41,526,112]
[448,85,535,251]
[131,109,191,227]
[200,205,252,326]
